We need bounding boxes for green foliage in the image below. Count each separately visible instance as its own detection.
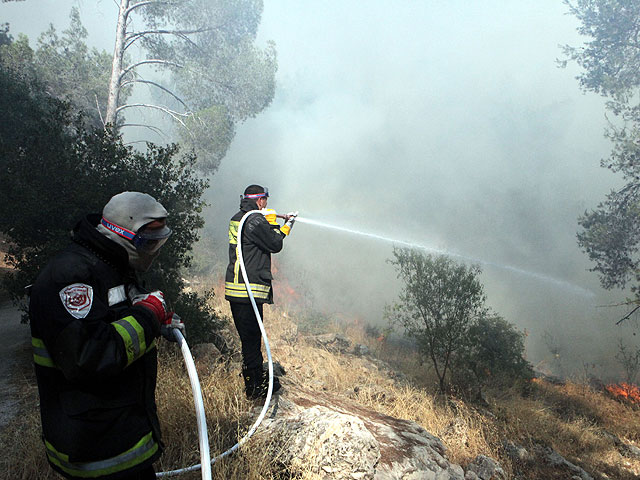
[0,23,12,46]
[172,290,224,345]
[133,0,277,173]
[0,12,115,129]
[178,105,235,174]
[452,315,533,395]
[34,8,114,129]
[0,61,221,341]
[564,1,640,296]
[386,247,488,393]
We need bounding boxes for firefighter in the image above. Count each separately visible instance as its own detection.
[225,184,295,399]
[29,191,183,480]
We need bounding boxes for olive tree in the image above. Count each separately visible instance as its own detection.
[386,247,488,393]
[563,1,640,301]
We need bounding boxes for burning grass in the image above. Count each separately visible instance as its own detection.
[605,382,640,406]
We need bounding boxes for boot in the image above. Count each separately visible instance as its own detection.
[242,366,281,399]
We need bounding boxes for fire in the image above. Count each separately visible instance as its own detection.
[605,382,640,405]
[271,259,302,304]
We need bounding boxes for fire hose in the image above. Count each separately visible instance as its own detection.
[156,209,276,479]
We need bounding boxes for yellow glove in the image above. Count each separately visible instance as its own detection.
[261,208,278,225]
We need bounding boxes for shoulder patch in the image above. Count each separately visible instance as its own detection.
[59,283,94,319]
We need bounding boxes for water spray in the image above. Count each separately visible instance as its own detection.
[295,216,594,298]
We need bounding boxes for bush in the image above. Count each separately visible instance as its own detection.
[0,61,221,341]
[452,315,533,395]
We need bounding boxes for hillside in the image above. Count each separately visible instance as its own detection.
[1,292,639,479]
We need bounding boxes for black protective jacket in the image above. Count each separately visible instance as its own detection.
[225,198,285,304]
[28,214,162,479]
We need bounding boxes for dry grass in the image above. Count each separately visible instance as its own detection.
[2,292,640,479]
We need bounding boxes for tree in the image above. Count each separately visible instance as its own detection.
[0,61,223,344]
[386,248,488,393]
[105,0,277,173]
[563,1,640,298]
[453,315,533,396]
[0,23,12,46]
[0,13,116,129]
[35,8,114,129]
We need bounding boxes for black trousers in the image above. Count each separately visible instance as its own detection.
[114,465,156,480]
[230,302,264,370]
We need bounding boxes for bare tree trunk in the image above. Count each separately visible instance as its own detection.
[105,0,130,127]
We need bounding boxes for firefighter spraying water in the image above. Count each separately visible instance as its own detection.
[224,185,297,399]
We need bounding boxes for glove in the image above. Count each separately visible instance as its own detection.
[161,312,185,342]
[281,211,298,236]
[132,291,168,324]
[261,208,278,225]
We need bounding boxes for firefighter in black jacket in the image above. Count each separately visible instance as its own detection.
[29,191,183,480]
[225,185,295,398]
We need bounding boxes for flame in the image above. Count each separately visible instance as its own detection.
[271,259,302,305]
[605,382,640,405]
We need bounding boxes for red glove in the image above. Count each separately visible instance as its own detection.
[161,312,185,342]
[132,291,168,324]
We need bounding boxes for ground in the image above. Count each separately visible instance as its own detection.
[0,302,30,430]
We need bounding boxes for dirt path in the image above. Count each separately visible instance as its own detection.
[0,302,31,430]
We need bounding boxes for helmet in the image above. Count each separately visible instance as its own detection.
[97,192,171,271]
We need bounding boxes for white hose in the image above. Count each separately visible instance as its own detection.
[156,329,212,480]
[157,209,275,477]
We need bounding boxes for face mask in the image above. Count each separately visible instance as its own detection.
[96,224,163,272]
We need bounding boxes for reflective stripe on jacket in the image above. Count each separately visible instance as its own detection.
[29,214,162,479]
[225,198,285,304]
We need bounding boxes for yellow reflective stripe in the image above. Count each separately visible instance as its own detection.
[233,254,240,284]
[112,316,147,367]
[225,282,270,300]
[45,432,158,478]
[228,220,239,245]
[32,337,57,368]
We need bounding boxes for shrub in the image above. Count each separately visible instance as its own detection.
[452,315,533,395]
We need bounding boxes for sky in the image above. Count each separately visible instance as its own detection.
[2,0,637,379]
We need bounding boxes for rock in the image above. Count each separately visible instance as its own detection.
[270,406,380,479]
[602,430,640,459]
[535,446,593,480]
[211,326,240,359]
[311,333,352,353]
[464,455,506,480]
[354,344,370,356]
[257,383,465,479]
[502,440,531,463]
[621,442,640,459]
[190,343,222,363]
[533,370,565,386]
[190,343,223,375]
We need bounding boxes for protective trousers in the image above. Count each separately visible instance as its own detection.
[230,302,264,370]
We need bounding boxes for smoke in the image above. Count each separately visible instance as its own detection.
[4,0,637,379]
[205,0,635,379]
